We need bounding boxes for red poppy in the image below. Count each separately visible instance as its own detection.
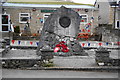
[61,44,67,48]
[55,41,69,53]
[56,44,61,47]
[59,41,65,44]
[62,48,69,52]
[54,47,60,52]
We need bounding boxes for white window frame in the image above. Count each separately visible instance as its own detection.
[43,13,51,23]
[0,14,1,32]
[115,20,120,29]
[19,13,30,23]
[0,14,10,32]
[80,14,88,24]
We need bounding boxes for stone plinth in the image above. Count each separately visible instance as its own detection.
[95,47,111,65]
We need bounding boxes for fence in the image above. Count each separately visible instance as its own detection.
[10,40,120,48]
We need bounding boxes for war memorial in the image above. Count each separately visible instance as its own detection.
[0,0,120,79]
[0,6,119,69]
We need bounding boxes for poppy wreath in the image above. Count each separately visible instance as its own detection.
[55,41,69,53]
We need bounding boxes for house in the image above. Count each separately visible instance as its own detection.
[0,0,98,39]
[95,0,120,29]
[94,0,120,42]
[95,0,119,27]
[0,0,8,39]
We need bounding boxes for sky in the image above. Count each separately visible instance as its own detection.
[71,0,96,5]
[72,0,120,4]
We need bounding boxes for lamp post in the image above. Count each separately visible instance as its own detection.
[0,1,3,39]
[0,1,2,14]
[119,1,120,8]
[113,2,117,29]
[0,0,7,14]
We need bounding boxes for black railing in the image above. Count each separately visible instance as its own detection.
[13,36,40,40]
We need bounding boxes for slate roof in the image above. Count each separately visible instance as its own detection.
[3,3,95,9]
[7,0,94,6]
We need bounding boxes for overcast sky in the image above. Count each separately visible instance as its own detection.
[71,0,96,4]
[72,0,119,4]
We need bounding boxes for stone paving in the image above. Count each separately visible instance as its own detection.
[52,50,119,68]
[0,49,4,57]
[1,49,119,68]
[2,49,40,59]
[52,50,95,67]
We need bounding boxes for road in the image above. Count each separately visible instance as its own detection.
[2,69,118,78]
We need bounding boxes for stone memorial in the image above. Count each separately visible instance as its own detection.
[36,6,88,59]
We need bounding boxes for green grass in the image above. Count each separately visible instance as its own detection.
[42,61,54,67]
[42,63,54,67]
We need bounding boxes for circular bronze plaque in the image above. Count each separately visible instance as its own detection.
[59,16,71,28]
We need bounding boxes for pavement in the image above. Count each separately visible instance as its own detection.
[52,50,100,68]
[0,49,4,55]
[1,49,119,71]
[2,69,118,78]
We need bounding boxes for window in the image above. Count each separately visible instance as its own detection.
[80,14,88,24]
[2,15,9,24]
[115,20,120,29]
[43,13,51,23]
[19,13,30,23]
[2,25,9,31]
[0,14,10,32]
[98,4,99,8]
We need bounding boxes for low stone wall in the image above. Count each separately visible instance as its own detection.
[102,32,119,42]
[95,25,120,42]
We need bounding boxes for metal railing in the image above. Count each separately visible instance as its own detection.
[13,36,40,40]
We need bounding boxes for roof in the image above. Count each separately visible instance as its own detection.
[7,0,94,6]
[3,3,95,9]
[7,0,63,2]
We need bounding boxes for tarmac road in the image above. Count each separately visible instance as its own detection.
[2,69,118,78]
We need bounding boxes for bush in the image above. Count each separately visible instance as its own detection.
[42,63,54,67]
[14,26,20,33]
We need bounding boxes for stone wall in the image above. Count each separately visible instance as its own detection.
[78,9,99,33]
[102,30,119,42]
[95,25,120,42]
[109,7,120,25]
[102,7,120,42]
[5,8,44,33]
[109,7,114,25]
[4,7,98,34]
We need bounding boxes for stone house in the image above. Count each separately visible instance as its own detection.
[0,0,98,39]
[95,0,119,28]
[94,0,120,42]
